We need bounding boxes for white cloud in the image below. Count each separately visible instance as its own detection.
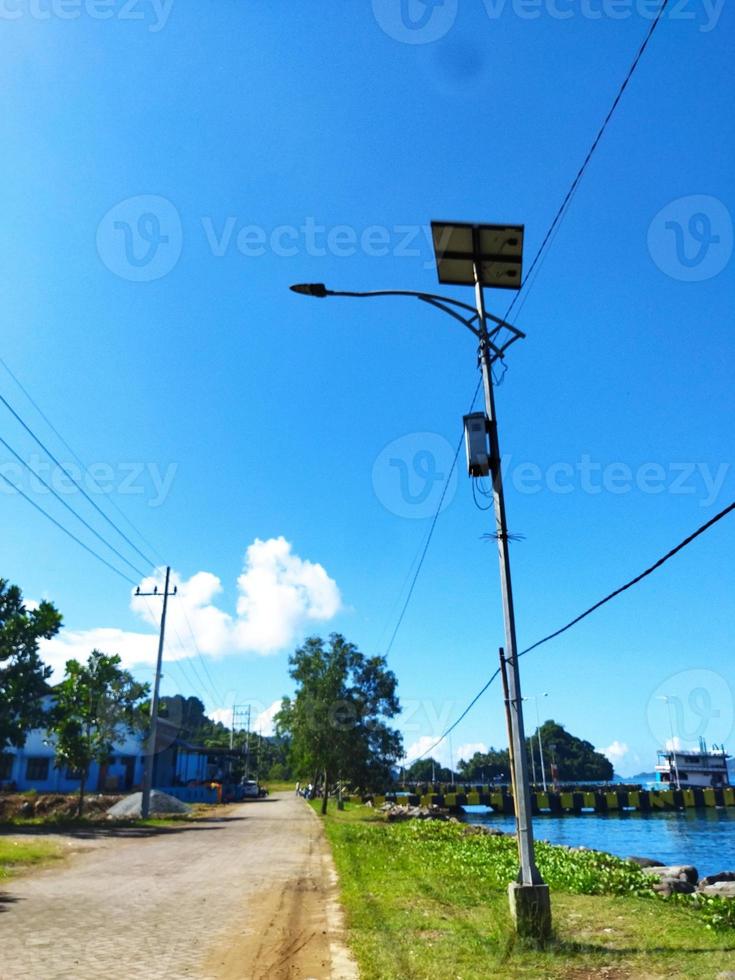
[599,740,630,766]
[40,537,342,680]
[456,742,488,763]
[402,736,451,770]
[665,736,683,751]
[253,699,283,737]
[598,740,646,777]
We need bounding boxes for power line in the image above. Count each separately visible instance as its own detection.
[0,390,157,572]
[0,434,148,581]
[518,499,735,661]
[0,362,230,710]
[0,357,165,565]
[180,605,226,707]
[404,499,735,766]
[383,377,482,658]
[504,0,671,323]
[0,470,137,586]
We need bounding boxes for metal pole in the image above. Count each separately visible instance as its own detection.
[474,265,543,889]
[536,699,547,793]
[664,697,681,790]
[140,566,172,820]
[498,647,517,804]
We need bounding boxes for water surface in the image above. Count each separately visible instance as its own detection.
[462,806,735,877]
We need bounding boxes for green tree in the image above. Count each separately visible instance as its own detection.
[276,634,402,813]
[0,578,61,756]
[533,720,613,783]
[403,758,454,783]
[457,748,509,783]
[49,651,149,814]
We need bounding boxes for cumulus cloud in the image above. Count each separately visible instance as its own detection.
[40,537,342,679]
[456,742,488,763]
[599,740,630,766]
[597,740,646,778]
[402,736,452,770]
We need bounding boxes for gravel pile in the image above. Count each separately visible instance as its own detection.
[107,790,192,818]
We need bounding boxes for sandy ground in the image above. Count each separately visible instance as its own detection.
[0,793,358,980]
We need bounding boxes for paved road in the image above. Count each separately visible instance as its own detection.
[0,794,357,980]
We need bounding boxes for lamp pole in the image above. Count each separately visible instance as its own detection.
[289,219,551,937]
[523,693,549,792]
[473,268,546,901]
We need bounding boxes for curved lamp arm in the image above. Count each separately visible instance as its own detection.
[289,283,526,357]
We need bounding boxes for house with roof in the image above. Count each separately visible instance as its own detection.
[0,716,231,797]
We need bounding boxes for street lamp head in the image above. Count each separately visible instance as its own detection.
[289,282,329,298]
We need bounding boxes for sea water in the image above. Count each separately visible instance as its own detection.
[461,806,735,876]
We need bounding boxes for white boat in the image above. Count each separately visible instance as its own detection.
[655,738,731,789]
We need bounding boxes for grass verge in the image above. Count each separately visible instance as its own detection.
[314,802,735,979]
[0,838,63,881]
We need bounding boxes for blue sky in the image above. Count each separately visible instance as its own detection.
[1,1,733,776]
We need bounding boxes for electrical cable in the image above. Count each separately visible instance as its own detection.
[504,0,671,323]
[383,377,483,658]
[0,390,158,571]
[0,434,148,581]
[0,470,137,586]
[403,499,735,766]
[180,606,226,707]
[0,363,230,711]
[0,357,166,565]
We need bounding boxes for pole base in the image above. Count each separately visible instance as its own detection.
[507,882,552,941]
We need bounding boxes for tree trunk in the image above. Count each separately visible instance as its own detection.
[77,772,87,818]
[321,769,329,815]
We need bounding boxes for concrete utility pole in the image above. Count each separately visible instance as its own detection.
[137,566,177,819]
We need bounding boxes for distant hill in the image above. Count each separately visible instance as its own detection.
[612,771,657,784]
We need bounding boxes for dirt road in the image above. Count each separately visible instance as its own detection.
[0,793,358,980]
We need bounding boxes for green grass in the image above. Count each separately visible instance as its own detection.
[262,780,296,793]
[0,838,63,881]
[314,802,735,979]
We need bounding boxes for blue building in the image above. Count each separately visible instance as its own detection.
[0,717,216,795]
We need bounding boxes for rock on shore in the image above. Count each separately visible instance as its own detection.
[640,863,735,898]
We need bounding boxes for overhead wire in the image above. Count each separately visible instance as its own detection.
[503,0,671,323]
[0,390,158,571]
[386,0,673,666]
[0,470,137,587]
[0,357,166,564]
[403,498,735,766]
[0,364,229,710]
[0,433,148,581]
[383,377,482,658]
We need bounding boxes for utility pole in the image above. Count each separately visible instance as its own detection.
[474,257,551,937]
[288,218,551,938]
[136,567,177,819]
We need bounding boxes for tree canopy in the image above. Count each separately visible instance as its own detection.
[453,722,613,785]
[0,578,62,755]
[49,650,149,813]
[276,634,402,812]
